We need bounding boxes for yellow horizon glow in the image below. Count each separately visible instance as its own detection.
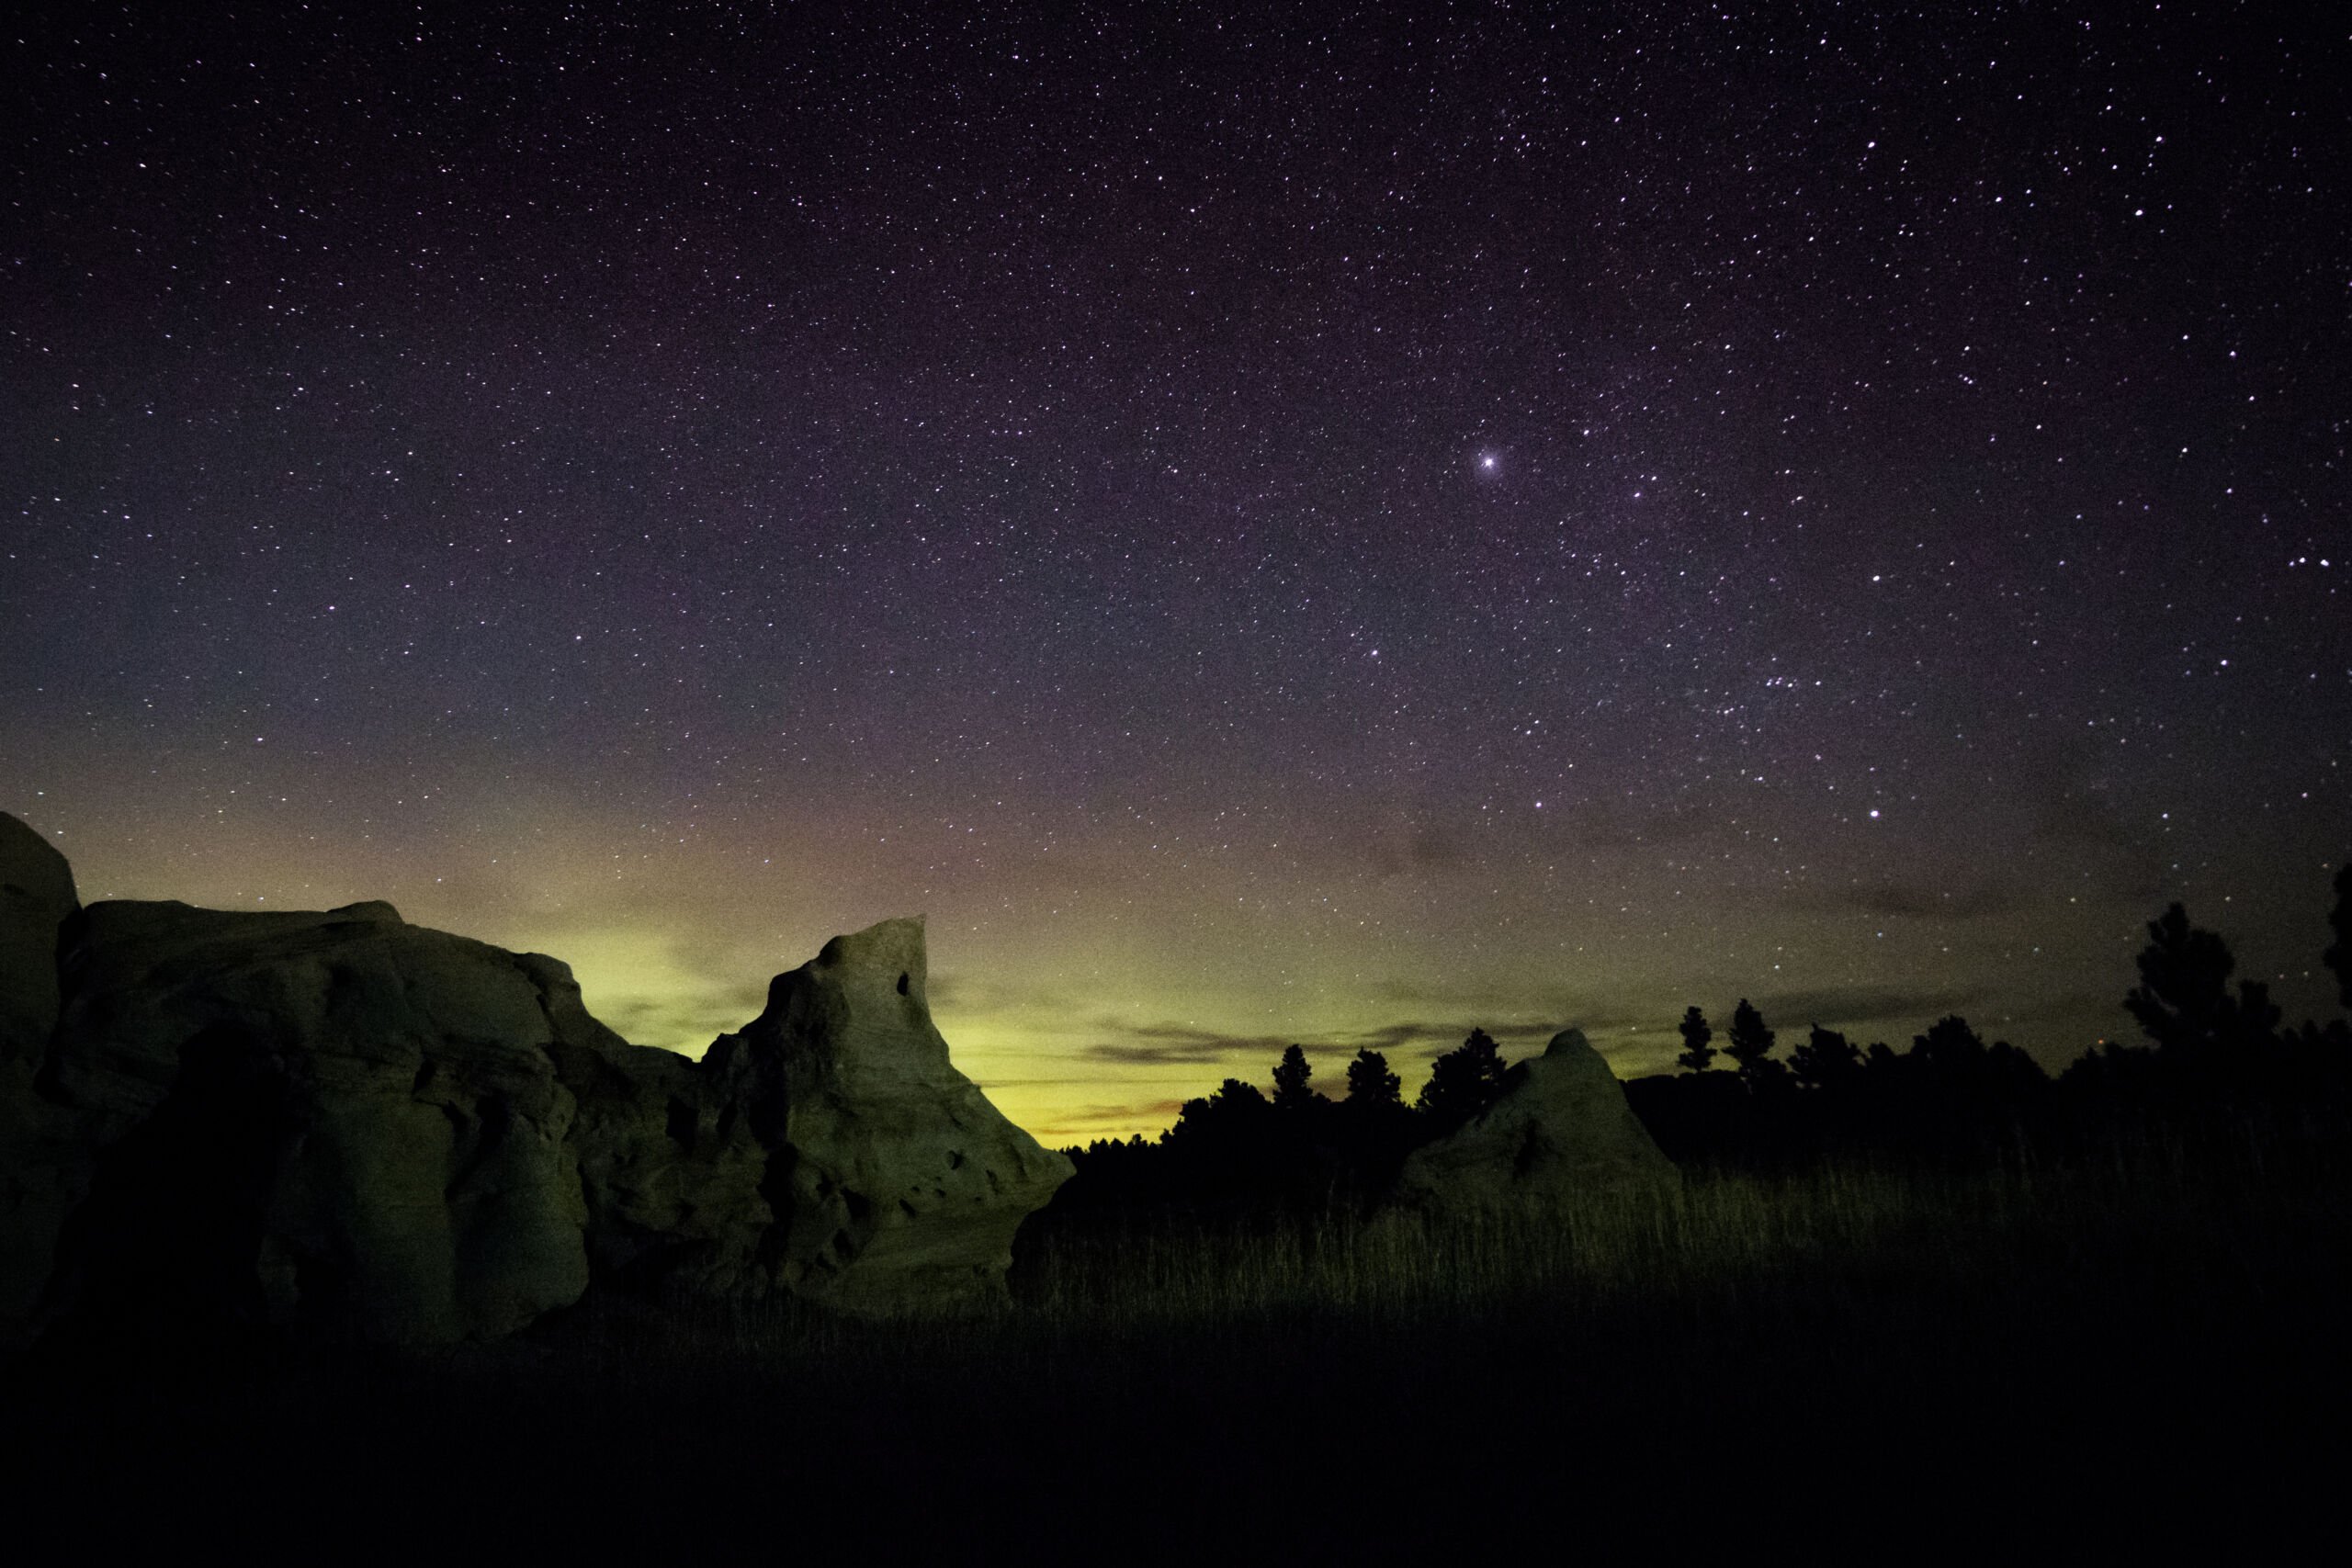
[11,788,2180,1149]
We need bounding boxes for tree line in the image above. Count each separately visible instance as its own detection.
[1051,865,2352,1214]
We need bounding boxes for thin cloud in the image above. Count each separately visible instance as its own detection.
[1083,1040,1253,1066]
[1077,1016,1605,1072]
[1367,981,1657,1037]
[1029,1099,1190,1141]
[1781,880,2027,922]
[1746,983,1987,1032]
[1079,1020,1450,1068]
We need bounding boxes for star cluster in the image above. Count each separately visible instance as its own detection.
[6,3,2347,1139]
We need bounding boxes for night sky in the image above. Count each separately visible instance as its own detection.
[6,3,2347,1142]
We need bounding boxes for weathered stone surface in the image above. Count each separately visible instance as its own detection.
[5,846,1068,1344]
[712,918,1072,1310]
[0,812,85,1342]
[40,899,603,1343]
[1394,1028,1677,1208]
[0,812,77,1067]
[574,918,1074,1314]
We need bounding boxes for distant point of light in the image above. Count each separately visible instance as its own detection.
[1870,809,1882,819]
[1480,454,1497,470]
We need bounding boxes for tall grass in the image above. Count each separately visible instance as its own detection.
[469,1106,2352,1372]
[6,1111,2346,1553]
[1002,1107,2350,1334]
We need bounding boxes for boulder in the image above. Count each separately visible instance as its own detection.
[8,865,1068,1344]
[573,917,1073,1314]
[0,813,84,1341]
[1394,1028,1677,1209]
[0,811,77,1066]
[40,899,605,1344]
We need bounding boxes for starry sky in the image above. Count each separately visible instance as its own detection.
[6,2,2347,1143]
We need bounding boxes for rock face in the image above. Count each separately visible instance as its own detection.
[1394,1028,1677,1209]
[571,919,1074,1314]
[0,815,83,1342]
[40,899,609,1343]
[0,813,77,1066]
[0,810,1070,1346]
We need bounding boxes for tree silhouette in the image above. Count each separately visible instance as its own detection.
[1162,1077,1272,1153]
[2124,904,2281,1057]
[1152,1077,1291,1207]
[1911,1015,1989,1072]
[1418,1028,1509,1129]
[2327,864,2352,1013]
[1676,1007,1716,1074]
[1724,999,1785,1089]
[1344,1048,1402,1107]
[1789,1023,1861,1089]
[1272,1044,1317,1111]
[1899,1015,2048,1107]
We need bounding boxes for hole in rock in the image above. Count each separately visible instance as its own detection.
[897,972,910,996]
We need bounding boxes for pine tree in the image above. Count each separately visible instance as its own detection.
[2125,903,2280,1056]
[1675,1006,1715,1074]
[1789,1023,1860,1089]
[1344,1047,1402,1107]
[1418,1028,1510,1127]
[1724,998,1781,1087]
[1272,1044,1317,1110]
[1912,1015,1988,1071]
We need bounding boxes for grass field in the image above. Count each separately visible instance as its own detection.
[6,1108,2345,1556]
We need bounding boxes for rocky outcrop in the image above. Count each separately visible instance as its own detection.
[40,898,609,1343]
[0,813,76,1066]
[1394,1028,1677,1209]
[0,815,84,1342]
[571,919,1073,1314]
[0,811,1070,1347]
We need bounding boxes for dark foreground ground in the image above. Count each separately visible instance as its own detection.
[5,1111,2345,1560]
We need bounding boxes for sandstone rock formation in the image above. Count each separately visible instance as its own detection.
[1394,1028,1677,1209]
[571,918,1073,1314]
[40,899,615,1342]
[0,811,1069,1346]
[0,812,76,1066]
[0,814,84,1341]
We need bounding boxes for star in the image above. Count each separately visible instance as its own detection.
[5,3,2341,1139]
